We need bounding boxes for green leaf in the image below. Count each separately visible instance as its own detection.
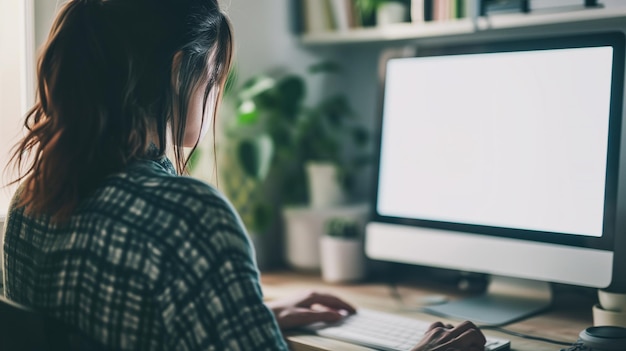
[269,124,292,149]
[237,134,274,180]
[308,61,341,74]
[238,75,276,101]
[354,0,385,19]
[352,126,369,146]
[320,95,353,126]
[325,217,360,238]
[277,75,306,120]
[252,203,272,232]
[237,100,258,124]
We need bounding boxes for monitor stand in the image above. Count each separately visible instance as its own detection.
[423,275,552,326]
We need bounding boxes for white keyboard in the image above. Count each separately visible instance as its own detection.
[305,309,510,351]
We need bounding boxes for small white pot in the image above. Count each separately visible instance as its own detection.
[320,236,366,283]
[283,204,369,271]
[599,289,626,312]
[305,162,346,209]
[377,2,408,26]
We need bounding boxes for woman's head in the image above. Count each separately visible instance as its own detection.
[11,0,233,220]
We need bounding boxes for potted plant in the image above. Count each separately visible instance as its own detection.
[222,62,370,270]
[354,0,410,26]
[229,61,369,210]
[298,89,370,208]
[320,217,366,283]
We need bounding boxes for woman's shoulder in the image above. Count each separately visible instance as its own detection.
[115,160,253,266]
[94,158,251,254]
[108,158,231,215]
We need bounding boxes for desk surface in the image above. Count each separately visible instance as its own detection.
[261,271,593,351]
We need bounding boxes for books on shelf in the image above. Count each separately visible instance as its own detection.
[419,0,473,23]
[302,0,334,33]
[296,0,614,39]
[329,0,352,31]
[298,0,480,35]
[299,0,359,34]
[411,0,425,23]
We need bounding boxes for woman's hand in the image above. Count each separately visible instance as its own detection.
[411,321,486,351]
[265,291,356,330]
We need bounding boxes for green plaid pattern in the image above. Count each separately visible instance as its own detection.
[2,156,288,351]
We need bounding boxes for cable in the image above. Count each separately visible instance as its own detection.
[388,281,404,305]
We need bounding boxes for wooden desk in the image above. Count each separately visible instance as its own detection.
[261,271,594,351]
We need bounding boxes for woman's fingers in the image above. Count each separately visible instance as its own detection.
[267,291,357,330]
[275,307,343,330]
[426,321,446,331]
[444,321,485,344]
[298,291,357,314]
[448,328,487,349]
[412,320,486,351]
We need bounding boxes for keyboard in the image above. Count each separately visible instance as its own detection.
[305,309,510,351]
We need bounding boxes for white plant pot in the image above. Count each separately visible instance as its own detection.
[283,204,369,271]
[305,162,346,209]
[320,236,366,283]
[599,289,626,312]
[377,2,408,26]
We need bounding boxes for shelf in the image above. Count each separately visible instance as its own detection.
[300,6,626,45]
[301,19,475,45]
[481,5,626,29]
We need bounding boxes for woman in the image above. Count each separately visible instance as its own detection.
[3,0,485,350]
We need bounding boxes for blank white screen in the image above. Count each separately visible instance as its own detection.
[377,47,614,237]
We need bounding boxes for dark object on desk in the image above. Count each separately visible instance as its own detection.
[529,0,599,12]
[457,271,489,293]
[480,0,529,16]
[561,326,626,351]
[0,296,103,351]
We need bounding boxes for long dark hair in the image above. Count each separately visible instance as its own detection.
[9,0,233,221]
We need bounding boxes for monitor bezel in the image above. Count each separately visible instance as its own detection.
[371,32,626,252]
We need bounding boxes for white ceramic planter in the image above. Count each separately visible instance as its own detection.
[377,2,408,26]
[320,236,366,283]
[599,290,626,312]
[305,162,346,209]
[283,204,369,271]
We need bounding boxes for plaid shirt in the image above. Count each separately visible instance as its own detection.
[2,156,289,351]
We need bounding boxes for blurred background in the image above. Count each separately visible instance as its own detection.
[2,0,625,271]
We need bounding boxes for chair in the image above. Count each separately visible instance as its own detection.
[0,295,86,351]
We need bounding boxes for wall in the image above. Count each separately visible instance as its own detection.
[0,1,31,215]
[34,0,63,52]
[222,0,336,102]
[0,0,61,216]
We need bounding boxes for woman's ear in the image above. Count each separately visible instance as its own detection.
[171,51,183,95]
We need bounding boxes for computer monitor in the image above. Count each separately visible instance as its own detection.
[365,32,626,326]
